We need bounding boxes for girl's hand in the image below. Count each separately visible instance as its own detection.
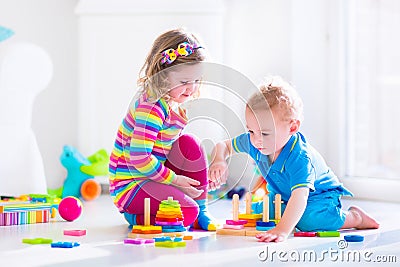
[208,160,228,191]
[255,228,289,243]
[172,175,204,199]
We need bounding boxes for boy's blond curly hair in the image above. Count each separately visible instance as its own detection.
[247,76,304,122]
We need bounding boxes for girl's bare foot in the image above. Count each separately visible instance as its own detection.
[348,206,380,229]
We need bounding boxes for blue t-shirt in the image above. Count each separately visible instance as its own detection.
[231,132,352,202]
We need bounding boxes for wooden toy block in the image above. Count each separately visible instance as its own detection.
[144,198,150,226]
[232,194,239,221]
[51,242,80,248]
[238,213,262,220]
[216,228,246,236]
[226,219,247,225]
[245,228,266,237]
[294,231,317,237]
[155,217,182,222]
[131,229,163,234]
[124,238,154,245]
[128,232,164,239]
[161,197,181,207]
[163,232,184,237]
[274,194,283,221]
[155,241,186,248]
[22,238,53,245]
[131,225,163,235]
[182,235,193,240]
[155,221,183,226]
[255,226,275,231]
[132,225,159,231]
[256,221,275,227]
[161,227,186,233]
[222,224,244,230]
[0,202,52,213]
[245,192,252,214]
[262,194,269,222]
[155,214,183,219]
[64,229,87,236]
[316,231,340,237]
[1,202,53,226]
[344,235,364,242]
[154,236,172,242]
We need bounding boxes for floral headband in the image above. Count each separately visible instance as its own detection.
[160,42,202,65]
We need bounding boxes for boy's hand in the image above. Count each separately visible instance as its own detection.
[255,188,309,243]
[208,160,228,191]
[172,175,203,199]
[255,228,289,243]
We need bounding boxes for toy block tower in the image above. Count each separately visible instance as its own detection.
[216,193,248,236]
[238,192,262,227]
[128,198,163,238]
[155,197,186,233]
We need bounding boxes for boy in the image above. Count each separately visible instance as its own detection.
[208,76,379,242]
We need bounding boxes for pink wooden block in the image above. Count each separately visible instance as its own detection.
[223,224,244,230]
[155,221,183,226]
[63,229,87,236]
[226,219,247,225]
[124,238,155,245]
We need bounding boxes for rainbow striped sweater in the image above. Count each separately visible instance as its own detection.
[109,94,187,212]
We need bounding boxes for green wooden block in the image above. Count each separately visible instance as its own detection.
[316,231,340,237]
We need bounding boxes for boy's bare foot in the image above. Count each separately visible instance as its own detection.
[348,206,380,229]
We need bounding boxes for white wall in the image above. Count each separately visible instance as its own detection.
[0,0,334,191]
[0,0,79,189]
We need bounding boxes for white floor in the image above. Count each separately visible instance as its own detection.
[1,195,399,267]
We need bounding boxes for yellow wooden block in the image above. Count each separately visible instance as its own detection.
[238,213,262,220]
[156,210,182,215]
[158,207,181,212]
[131,225,163,234]
[155,241,186,248]
[216,228,246,236]
[132,225,162,231]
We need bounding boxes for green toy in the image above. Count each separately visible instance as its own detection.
[48,146,109,201]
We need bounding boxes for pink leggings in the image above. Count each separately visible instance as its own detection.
[124,134,208,226]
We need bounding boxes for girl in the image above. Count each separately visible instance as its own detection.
[109,29,216,231]
[209,76,379,242]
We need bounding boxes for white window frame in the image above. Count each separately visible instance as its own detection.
[328,0,400,202]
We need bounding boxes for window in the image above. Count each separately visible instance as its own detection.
[347,0,400,180]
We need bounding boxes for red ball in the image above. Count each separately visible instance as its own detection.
[58,196,83,221]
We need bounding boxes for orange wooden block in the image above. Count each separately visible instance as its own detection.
[36,211,43,223]
[183,235,193,240]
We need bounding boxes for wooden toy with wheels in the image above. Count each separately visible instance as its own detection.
[48,145,108,201]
